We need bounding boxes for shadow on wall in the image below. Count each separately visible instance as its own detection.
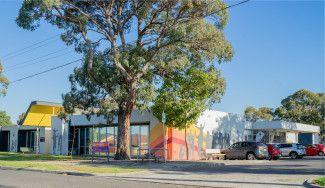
[207,114,247,150]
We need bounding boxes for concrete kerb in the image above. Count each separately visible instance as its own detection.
[0,166,221,188]
[98,175,226,188]
[0,166,93,177]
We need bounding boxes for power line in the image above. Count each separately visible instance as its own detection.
[10,59,82,84]
[222,0,250,12]
[8,0,249,84]
[1,34,60,60]
[3,38,59,60]
[5,48,70,69]
[5,49,74,72]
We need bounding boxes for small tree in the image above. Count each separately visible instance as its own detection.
[244,106,273,122]
[17,112,26,125]
[0,111,13,126]
[0,62,9,97]
[152,66,226,160]
[17,1,233,159]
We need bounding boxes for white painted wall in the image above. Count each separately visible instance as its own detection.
[286,132,298,143]
[51,118,69,155]
[197,110,251,149]
[313,133,320,144]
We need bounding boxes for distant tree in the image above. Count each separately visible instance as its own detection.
[17,1,233,159]
[0,62,9,97]
[274,89,325,127]
[244,106,273,122]
[0,111,12,126]
[17,112,26,125]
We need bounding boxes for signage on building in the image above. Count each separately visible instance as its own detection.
[91,142,109,153]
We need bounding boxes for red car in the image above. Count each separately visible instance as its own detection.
[305,144,325,156]
[267,144,282,160]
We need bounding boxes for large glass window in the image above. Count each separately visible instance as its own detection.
[69,124,149,156]
[107,127,116,153]
[99,127,107,142]
[130,125,149,156]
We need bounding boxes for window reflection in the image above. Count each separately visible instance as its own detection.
[68,124,149,157]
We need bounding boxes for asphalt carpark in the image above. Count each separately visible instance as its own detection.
[98,156,325,188]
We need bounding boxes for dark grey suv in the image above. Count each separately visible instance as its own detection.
[222,142,269,160]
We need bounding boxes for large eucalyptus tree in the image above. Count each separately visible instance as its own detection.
[17,0,233,159]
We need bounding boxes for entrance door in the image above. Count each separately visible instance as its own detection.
[0,131,10,151]
[130,125,149,156]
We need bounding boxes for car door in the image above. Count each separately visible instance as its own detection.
[238,142,249,159]
[227,143,240,159]
[311,145,318,155]
[279,144,291,156]
[305,145,313,155]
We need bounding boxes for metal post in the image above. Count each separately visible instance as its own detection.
[36,128,39,154]
[162,111,166,163]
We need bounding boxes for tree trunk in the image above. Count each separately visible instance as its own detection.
[114,108,132,160]
[114,81,136,160]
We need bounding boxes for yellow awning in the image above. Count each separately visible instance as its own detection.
[21,101,63,127]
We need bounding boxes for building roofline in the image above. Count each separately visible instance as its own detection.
[30,101,62,107]
[20,101,62,125]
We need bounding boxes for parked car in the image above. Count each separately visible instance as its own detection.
[305,144,325,156]
[222,142,268,160]
[266,144,282,160]
[275,143,306,159]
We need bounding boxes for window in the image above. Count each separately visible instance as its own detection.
[107,127,116,153]
[279,144,292,148]
[231,142,241,149]
[130,125,149,156]
[69,124,149,157]
[242,142,250,147]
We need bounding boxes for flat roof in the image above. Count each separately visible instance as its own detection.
[247,121,320,133]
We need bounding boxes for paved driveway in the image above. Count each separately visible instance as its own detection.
[101,156,325,188]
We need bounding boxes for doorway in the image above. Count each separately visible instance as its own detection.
[18,130,38,152]
[0,131,10,151]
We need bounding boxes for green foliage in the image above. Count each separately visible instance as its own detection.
[0,62,9,97]
[0,111,12,126]
[274,89,325,127]
[152,66,225,129]
[17,112,26,125]
[244,106,273,122]
[314,177,325,186]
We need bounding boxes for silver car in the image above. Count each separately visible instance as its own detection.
[275,143,306,159]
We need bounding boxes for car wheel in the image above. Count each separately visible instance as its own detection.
[289,152,298,159]
[273,156,279,160]
[246,153,256,160]
[318,151,324,156]
[297,156,303,159]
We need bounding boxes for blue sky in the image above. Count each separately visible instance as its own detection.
[0,1,324,123]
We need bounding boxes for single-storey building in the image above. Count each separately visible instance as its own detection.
[0,101,320,160]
